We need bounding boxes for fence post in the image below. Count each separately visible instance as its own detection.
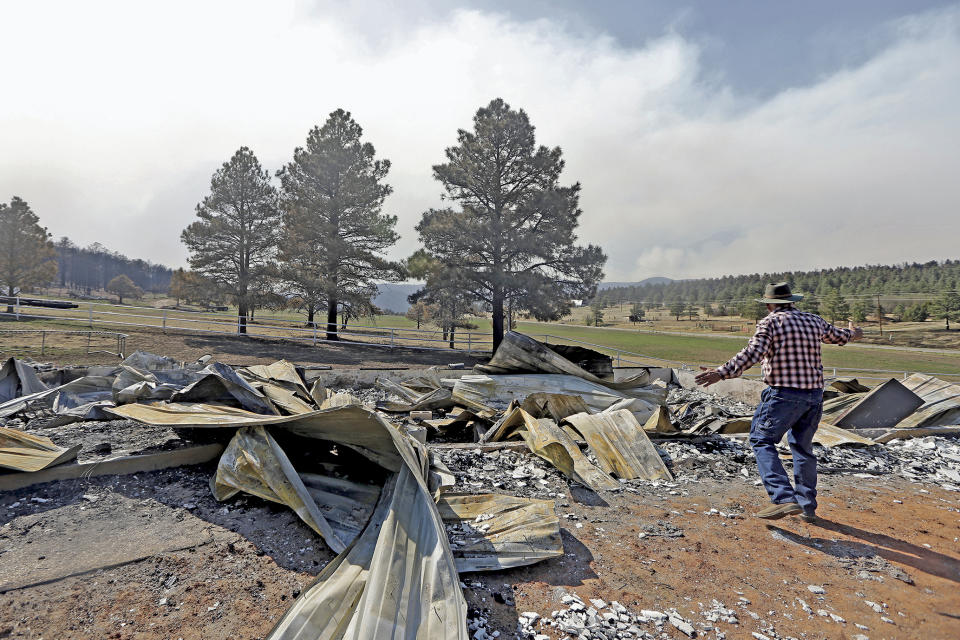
[467,332,471,353]
[390,328,395,350]
[162,309,167,333]
[312,323,317,346]
[14,297,20,321]
[88,303,94,328]
[617,351,621,367]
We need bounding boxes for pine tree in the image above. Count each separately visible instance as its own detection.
[670,301,685,320]
[590,300,604,327]
[415,99,606,350]
[932,291,960,331]
[407,249,477,348]
[181,147,280,334]
[0,197,57,313]
[821,289,850,324]
[277,110,402,340]
[851,300,869,323]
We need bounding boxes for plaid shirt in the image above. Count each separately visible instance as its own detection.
[717,307,853,389]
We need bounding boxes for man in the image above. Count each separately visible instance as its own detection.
[695,282,863,522]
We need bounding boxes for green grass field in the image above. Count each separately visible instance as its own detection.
[509,321,960,377]
[4,298,959,379]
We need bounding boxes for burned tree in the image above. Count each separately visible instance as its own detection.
[181,147,280,333]
[416,99,606,350]
[277,109,402,340]
[0,197,57,314]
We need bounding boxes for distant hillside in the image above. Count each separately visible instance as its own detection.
[54,238,173,293]
[376,278,674,313]
[594,260,960,305]
[374,283,424,313]
[599,277,672,290]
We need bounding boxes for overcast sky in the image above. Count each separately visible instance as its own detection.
[2,0,958,281]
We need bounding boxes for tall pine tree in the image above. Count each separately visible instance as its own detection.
[0,197,57,313]
[416,99,606,350]
[277,109,402,340]
[181,147,280,333]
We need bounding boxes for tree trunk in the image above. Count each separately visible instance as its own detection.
[326,298,338,341]
[237,302,247,334]
[6,285,13,315]
[492,291,504,351]
[307,305,315,327]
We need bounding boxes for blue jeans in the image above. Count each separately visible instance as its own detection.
[749,386,823,514]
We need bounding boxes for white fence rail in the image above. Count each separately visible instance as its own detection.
[0,296,493,354]
[2,297,958,382]
[533,334,960,383]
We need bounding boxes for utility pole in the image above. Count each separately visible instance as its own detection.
[876,293,883,337]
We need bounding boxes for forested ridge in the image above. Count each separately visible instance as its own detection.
[53,238,172,294]
[596,260,960,305]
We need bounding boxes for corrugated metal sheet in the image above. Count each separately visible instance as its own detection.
[641,406,678,434]
[211,426,351,552]
[897,374,960,429]
[438,492,563,572]
[563,410,673,481]
[483,407,620,491]
[0,427,80,472]
[519,393,590,422]
[832,379,924,429]
[452,374,664,423]
[111,402,468,639]
[0,358,48,403]
[777,422,878,448]
[238,360,316,415]
[475,331,663,391]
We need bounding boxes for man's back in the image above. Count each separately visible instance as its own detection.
[718,307,852,389]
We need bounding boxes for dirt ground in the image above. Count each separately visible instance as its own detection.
[1,459,957,639]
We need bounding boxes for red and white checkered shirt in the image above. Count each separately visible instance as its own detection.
[716,307,853,389]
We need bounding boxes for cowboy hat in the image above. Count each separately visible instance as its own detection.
[756,281,803,304]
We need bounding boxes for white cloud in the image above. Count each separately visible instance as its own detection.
[1,1,958,281]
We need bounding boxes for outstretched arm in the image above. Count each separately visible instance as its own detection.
[695,324,772,387]
[823,320,862,345]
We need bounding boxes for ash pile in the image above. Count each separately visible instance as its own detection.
[2,332,959,638]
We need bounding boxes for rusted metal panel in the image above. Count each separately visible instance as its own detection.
[0,427,80,472]
[438,492,563,573]
[483,407,620,491]
[563,410,673,481]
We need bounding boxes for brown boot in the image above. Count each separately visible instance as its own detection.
[755,502,802,520]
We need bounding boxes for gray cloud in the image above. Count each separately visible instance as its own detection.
[1,1,957,280]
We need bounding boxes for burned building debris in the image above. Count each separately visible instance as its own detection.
[1,334,958,639]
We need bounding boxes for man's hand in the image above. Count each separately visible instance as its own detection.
[695,366,722,387]
[848,321,864,342]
